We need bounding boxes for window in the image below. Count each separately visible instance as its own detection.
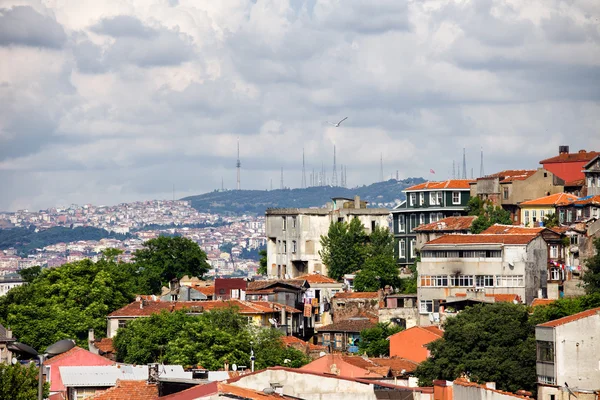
[399,241,406,258]
[436,192,443,205]
[437,212,444,221]
[282,241,287,253]
[496,275,524,287]
[419,214,425,225]
[410,239,416,258]
[452,191,461,204]
[537,341,554,363]
[410,214,417,232]
[475,275,494,287]
[399,215,405,232]
[430,213,438,223]
[559,210,565,223]
[118,320,128,329]
[282,217,287,230]
[450,275,474,287]
[538,376,556,385]
[409,193,416,206]
[524,210,529,224]
[594,207,599,218]
[420,275,448,287]
[419,193,424,205]
[503,187,509,200]
[550,245,558,259]
[570,235,578,245]
[532,210,537,223]
[322,333,331,346]
[75,388,99,400]
[430,192,436,205]
[550,268,561,281]
[334,333,343,349]
[292,240,297,253]
[291,216,297,228]
[371,220,376,232]
[420,300,433,314]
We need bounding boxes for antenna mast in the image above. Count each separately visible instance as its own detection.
[280,167,284,190]
[332,145,338,187]
[301,148,307,189]
[236,137,241,190]
[480,147,484,177]
[380,153,384,182]
[462,148,467,179]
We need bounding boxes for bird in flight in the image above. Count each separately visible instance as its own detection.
[327,117,348,127]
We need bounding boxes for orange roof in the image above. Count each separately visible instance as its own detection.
[368,357,419,374]
[93,338,114,354]
[159,381,286,399]
[485,294,521,303]
[217,383,285,399]
[90,380,157,400]
[426,234,539,245]
[565,178,585,187]
[481,224,544,234]
[333,291,378,299]
[574,195,600,206]
[531,298,556,308]
[194,286,215,296]
[414,216,476,232]
[520,192,579,206]
[405,179,472,191]
[421,326,444,337]
[540,150,600,164]
[478,170,536,183]
[538,306,600,328]
[280,335,326,351]
[294,273,338,284]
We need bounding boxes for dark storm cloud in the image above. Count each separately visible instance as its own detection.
[0,6,66,48]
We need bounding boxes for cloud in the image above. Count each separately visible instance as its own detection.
[0,5,66,48]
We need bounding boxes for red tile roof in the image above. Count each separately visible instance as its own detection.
[414,216,476,232]
[531,298,556,308]
[90,380,157,400]
[193,286,215,296]
[564,178,585,187]
[93,338,114,354]
[574,195,600,206]
[520,192,579,206]
[316,318,376,333]
[368,357,419,374]
[538,306,600,327]
[478,170,536,183]
[333,292,379,299]
[481,225,544,234]
[540,150,600,164]
[405,179,472,191]
[426,234,539,245]
[280,335,327,351]
[294,273,338,284]
[421,326,444,337]
[485,294,521,303]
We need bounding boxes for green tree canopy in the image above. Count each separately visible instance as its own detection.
[415,303,536,394]
[319,218,367,280]
[0,258,136,350]
[358,322,403,357]
[257,249,268,275]
[468,197,512,234]
[583,237,600,294]
[129,236,211,294]
[542,213,559,228]
[529,292,600,326]
[0,362,48,400]
[354,227,400,291]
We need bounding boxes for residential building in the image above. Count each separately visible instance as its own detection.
[86,379,158,400]
[392,180,472,267]
[314,318,376,353]
[444,378,533,400]
[519,193,578,227]
[280,336,328,359]
[300,354,389,379]
[540,146,600,183]
[265,196,389,278]
[0,324,15,364]
[417,232,548,325]
[469,169,565,224]
[159,381,290,399]
[583,154,600,196]
[214,278,247,300]
[388,326,443,363]
[536,307,600,399]
[414,216,477,251]
[378,293,419,329]
[0,277,24,296]
[331,291,379,322]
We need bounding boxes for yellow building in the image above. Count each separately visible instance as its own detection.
[519,193,578,226]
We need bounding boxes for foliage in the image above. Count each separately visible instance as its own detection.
[129,236,210,294]
[240,246,265,261]
[583,238,600,294]
[132,221,231,232]
[252,327,311,369]
[415,303,536,394]
[0,362,48,400]
[358,322,403,357]
[113,310,194,364]
[258,249,268,275]
[0,226,129,256]
[399,260,418,294]
[0,258,136,350]
[320,219,367,281]
[219,242,235,255]
[466,196,485,216]
[18,266,42,283]
[354,227,400,291]
[542,213,559,228]
[469,199,512,234]
[529,292,600,325]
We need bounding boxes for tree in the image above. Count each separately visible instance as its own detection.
[529,292,600,326]
[320,218,367,280]
[470,203,512,233]
[130,236,211,294]
[542,213,559,228]
[358,322,403,357]
[113,310,194,364]
[583,237,600,294]
[257,249,268,275]
[252,327,310,369]
[18,266,42,283]
[0,362,48,400]
[354,227,400,291]
[415,303,536,394]
[0,258,136,350]
[466,196,485,216]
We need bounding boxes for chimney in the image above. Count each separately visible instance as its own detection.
[224,361,230,371]
[140,300,144,309]
[354,195,360,209]
[559,145,569,155]
[6,328,12,339]
[88,329,95,343]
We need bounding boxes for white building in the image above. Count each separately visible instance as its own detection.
[0,278,24,296]
[417,233,548,326]
[265,196,389,278]
[536,307,600,400]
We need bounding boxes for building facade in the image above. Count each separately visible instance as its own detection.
[519,193,579,227]
[265,196,389,278]
[539,146,600,183]
[392,180,472,267]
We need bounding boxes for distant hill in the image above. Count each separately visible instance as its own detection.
[182,178,425,215]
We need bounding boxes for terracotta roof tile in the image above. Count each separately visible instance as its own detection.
[425,234,539,245]
[540,150,600,164]
[366,366,392,376]
[368,357,419,374]
[565,178,585,187]
[194,286,215,296]
[44,347,112,366]
[293,273,338,284]
[477,170,537,183]
[280,335,326,351]
[90,380,157,400]
[405,179,472,191]
[481,225,544,235]
[414,216,477,232]
[574,195,600,206]
[485,294,521,303]
[520,192,579,206]
[538,306,600,328]
[93,338,114,354]
[453,378,530,400]
[531,298,556,308]
[247,280,305,291]
[333,292,379,299]
[316,318,376,333]
[421,326,444,337]
[217,383,286,399]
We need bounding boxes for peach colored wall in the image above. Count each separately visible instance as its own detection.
[46,348,114,392]
[300,355,381,379]
[389,327,440,363]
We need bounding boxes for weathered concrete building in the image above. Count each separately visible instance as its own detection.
[417,233,548,325]
[413,216,477,251]
[536,307,600,399]
[265,196,389,278]
[378,294,419,329]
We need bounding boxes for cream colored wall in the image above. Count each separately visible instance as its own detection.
[520,205,554,226]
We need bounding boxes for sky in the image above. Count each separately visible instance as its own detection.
[0,0,599,211]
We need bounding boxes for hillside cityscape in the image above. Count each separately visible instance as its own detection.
[1,1,599,400]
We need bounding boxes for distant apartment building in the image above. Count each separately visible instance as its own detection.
[0,277,24,296]
[469,168,565,224]
[417,232,548,325]
[265,196,389,278]
[536,307,600,398]
[391,180,472,267]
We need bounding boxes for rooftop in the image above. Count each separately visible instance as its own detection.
[475,170,537,183]
[425,233,539,246]
[531,298,556,308]
[88,380,157,400]
[333,291,379,299]
[405,179,472,191]
[540,150,600,164]
[293,273,338,284]
[316,318,376,333]
[519,192,579,206]
[453,378,530,400]
[414,216,477,232]
[538,306,600,328]
[480,224,544,235]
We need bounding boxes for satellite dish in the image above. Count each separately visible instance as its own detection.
[319,351,327,357]
[232,364,238,371]
[11,357,17,365]
[7,342,38,357]
[268,318,277,325]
